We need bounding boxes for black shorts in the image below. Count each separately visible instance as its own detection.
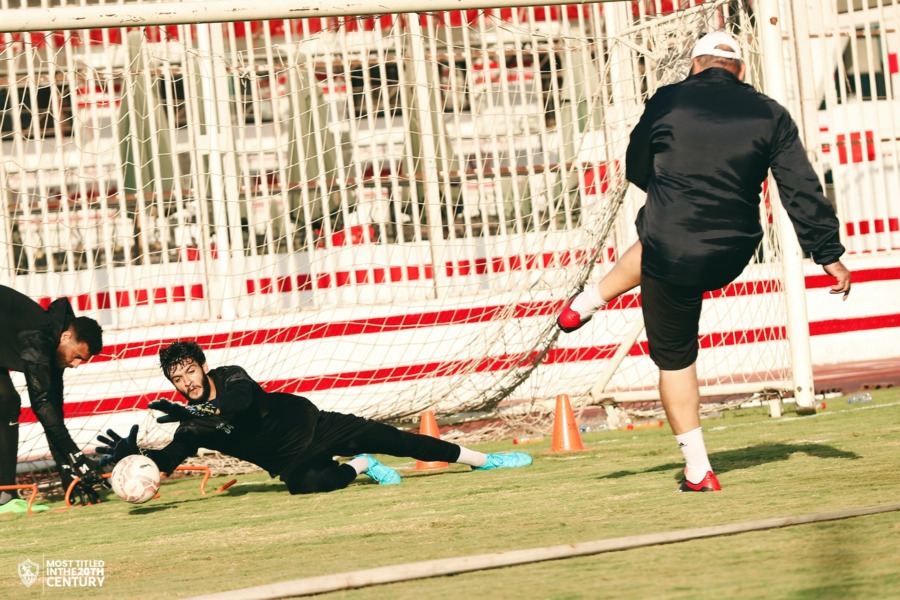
[640,274,704,371]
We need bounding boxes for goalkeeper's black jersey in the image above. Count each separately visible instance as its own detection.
[146,366,319,475]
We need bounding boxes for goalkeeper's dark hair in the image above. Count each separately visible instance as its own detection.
[159,341,207,380]
[69,316,103,356]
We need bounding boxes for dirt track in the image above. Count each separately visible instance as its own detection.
[814,358,900,394]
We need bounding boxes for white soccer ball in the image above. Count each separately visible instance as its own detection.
[110,454,160,504]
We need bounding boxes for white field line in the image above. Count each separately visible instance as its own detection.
[706,400,900,432]
[189,502,900,600]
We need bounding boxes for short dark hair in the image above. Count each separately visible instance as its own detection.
[695,54,742,75]
[70,317,103,356]
[159,341,207,380]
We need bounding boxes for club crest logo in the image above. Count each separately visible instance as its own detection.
[18,559,39,587]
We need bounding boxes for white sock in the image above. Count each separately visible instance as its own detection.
[569,285,607,319]
[455,446,487,468]
[346,456,370,475]
[0,491,12,505]
[675,427,713,483]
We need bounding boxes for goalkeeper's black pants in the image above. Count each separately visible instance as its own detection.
[0,371,20,488]
[0,370,72,490]
[280,411,462,495]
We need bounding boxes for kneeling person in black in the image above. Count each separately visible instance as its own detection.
[98,341,531,493]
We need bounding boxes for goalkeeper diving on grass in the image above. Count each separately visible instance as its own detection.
[96,341,531,493]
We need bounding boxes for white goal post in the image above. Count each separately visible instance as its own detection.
[0,0,817,473]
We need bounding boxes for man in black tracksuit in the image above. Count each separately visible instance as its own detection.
[557,31,851,492]
[97,341,532,493]
[0,285,105,512]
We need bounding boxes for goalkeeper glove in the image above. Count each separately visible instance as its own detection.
[67,451,105,487]
[148,399,218,423]
[96,424,141,467]
[59,464,102,505]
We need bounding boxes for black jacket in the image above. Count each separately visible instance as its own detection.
[626,68,845,291]
[147,366,320,475]
[0,285,82,457]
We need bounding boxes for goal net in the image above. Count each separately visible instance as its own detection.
[0,0,791,482]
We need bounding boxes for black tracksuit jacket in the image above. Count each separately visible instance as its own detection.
[626,68,845,291]
[0,285,82,457]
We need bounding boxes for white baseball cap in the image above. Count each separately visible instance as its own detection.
[691,31,742,61]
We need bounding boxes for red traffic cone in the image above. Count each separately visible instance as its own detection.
[550,394,588,453]
[415,410,450,471]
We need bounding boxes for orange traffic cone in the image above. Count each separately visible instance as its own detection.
[550,394,588,453]
[415,410,450,471]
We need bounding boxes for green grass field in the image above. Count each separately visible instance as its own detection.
[3,389,899,599]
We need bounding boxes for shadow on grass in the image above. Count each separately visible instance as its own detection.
[155,470,474,500]
[215,483,288,496]
[124,495,216,513]
[127,504,180,515]
[599,442,860,481]
[399,468,474,480]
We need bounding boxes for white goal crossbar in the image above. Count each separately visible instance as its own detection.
[1,0,621,33]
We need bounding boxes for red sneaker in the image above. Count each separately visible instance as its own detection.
[678,471,722,492]
[557,293,591,333]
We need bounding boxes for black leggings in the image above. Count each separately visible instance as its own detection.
[0,371,21,487]
[281,411,462,495]
[0,371,71,488]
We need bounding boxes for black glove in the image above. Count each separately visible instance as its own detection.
[59,463,102,505]
[148,399,218,424]
[68,451,104,486]
[96,424,141,467]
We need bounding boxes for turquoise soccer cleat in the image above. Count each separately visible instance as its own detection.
[357,454,402,485]
[473,452,533,471]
